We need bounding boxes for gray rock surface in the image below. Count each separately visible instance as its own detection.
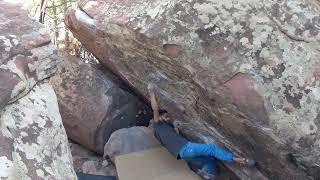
[0,1,58,110]
[0,1,77,179]
[103,126,160,161]
[65,0,320,179]
[51,55,152,154]
[0,83,77,180]
[69,141,117,176]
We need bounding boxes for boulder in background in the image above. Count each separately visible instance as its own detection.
[103,126,160,161]
[51,56,152,153]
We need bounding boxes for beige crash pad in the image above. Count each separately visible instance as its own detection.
[115,147,201,180]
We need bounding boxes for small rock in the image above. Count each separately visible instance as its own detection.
[82,161,97,173]
[102,160,109,167]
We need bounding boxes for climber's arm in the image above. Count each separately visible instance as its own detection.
[148,83,160,123]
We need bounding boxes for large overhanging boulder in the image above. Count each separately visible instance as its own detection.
[51,55,151,154]
[65,0,320,179]
[0,1,77,179]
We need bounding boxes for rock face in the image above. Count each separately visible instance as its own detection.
[0,1,58,109]
[51,55,152,153]
[66,0,320,179]
[0,1,76,179]
[0,83,77,180]
[69,141,117,177]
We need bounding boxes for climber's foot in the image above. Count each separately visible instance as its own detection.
[233,157,256,168]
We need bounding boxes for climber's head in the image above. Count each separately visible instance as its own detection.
[159,109,170,122]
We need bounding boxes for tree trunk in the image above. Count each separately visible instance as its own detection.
[39,0,47,23]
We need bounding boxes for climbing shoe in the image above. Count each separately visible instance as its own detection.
[238,158,256,168]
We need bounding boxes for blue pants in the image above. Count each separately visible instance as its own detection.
[153,122,234,177]
[179,142,234,176]
[179,142,234,162]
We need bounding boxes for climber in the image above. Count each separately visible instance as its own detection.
[148,83,256,180]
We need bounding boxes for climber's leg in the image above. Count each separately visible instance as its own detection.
[154,122,234,162]
[179,142,234,162]
[153,121,189,159]
[153,120,256,169]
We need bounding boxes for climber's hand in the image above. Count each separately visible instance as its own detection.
[148,83,156,93]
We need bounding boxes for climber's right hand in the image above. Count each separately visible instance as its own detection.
[148,83,157,93]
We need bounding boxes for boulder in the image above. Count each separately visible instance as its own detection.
[103,126,160,161]
[65,0,320,179]
[0,83,77,180]
[0,0,58,111]
[51,55,152,153]
[0,1,76,179]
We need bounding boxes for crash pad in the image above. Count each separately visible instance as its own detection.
[115,147,201,180]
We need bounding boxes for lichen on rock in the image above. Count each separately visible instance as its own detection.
[67,0,320,179]
[0,1,77,179]
[0,82,77,180]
